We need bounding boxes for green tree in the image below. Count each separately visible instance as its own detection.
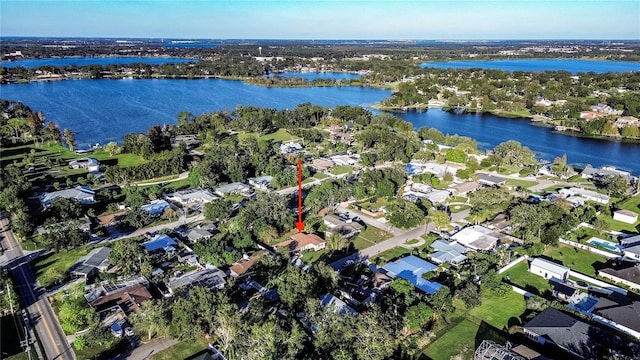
[493,140,536,168]
[63,128,77,151]
[109,238,147,275]
[129,300,170,340]
[429,210,450,231]
[103,141,122,157]
[203,198,233,223]
[509,204,550,242]
[385,198,426,228]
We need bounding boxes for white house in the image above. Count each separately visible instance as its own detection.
[529,258,569,282]
[451,225,502,252]
[558,187,610,204]
[165,188,217,205]
[613,210,638,224]
[69,158,100,172]
[214,182,253,197]
[280,142,303,154]
[248,176,274,191]
[39,186,96,207]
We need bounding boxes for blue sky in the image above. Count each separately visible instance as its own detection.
[1,1,639,39]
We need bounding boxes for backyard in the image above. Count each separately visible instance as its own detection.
[543,244,608,277]
[502,261,552,297]
[33,247,89,288]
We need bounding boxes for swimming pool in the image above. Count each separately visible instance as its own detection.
[586,238,620,253]
[573,295,598,312]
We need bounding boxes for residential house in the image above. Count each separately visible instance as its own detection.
[168,268,226,295]
[248,176,274,191]
[68,157,99,172]
[214,182,253,197]
[449,181,481,196]
[140,199,171,216]
[613,209,638,224]
[187,228,214,242]
[323,214,364,238]
[171,134,200,149]
[39,186,96,207]
[330,154,360,166]
[529,258,569,282]
[430,240,467,265]
[69,247,112,279]
[591,103,623,115]
[381,255,443,295]
[615,116,639,128]
[619,235,640,260]
[310,158,334,173]
[275,233,326,253]
[477,173,506,187]
[579,111,604,121]
[423,189,451,204]
[97,211,126,228]
[320,293,358,316]
[581,165,633,183]
[557,187,610,205]
[552,282,579,303]
[165,188,217,206]
[523,308,640,360]
[229,252,264,278]
[143,234,177,254]
[592,292,640,339]
[598,261,640,291]
[280,142,303,154]
[451,225,503,252]
[87,282,152,315]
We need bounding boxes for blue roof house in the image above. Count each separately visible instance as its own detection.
[143,234,177,253]
[140,200,171,216]
[381,255,443,295]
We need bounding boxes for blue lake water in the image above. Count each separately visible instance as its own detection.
[272,72,361,80]
[1,78,639,174]
[0,57,197,68]
[420,59,640,74]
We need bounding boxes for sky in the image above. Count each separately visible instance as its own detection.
[1,1,639,40]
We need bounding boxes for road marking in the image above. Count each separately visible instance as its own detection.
[2,218,68,359]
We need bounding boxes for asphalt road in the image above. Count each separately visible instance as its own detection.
[1,216,76,360]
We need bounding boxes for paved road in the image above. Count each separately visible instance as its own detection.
[100,214,204,244]
[1,215,76,360]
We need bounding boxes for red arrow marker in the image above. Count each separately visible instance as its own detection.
[295,158,305,232]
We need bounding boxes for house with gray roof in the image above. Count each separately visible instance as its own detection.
[187,228,214,242]
[39,186,96,207]
[168,268,226,295]
[68,157,100,172]
[592,293,640,339]
[69,247,111,279]
[323,214,364,238]
[477,173,506,187]
[523,308,640,359]
[429,240,467,265]
[320,293,358,316]
[598,261,640,291]
[248,176,274,191]
[620,235,640,261]
[214,182,253,197]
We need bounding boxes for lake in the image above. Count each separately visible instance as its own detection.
[2,78,639,174]
[0,57,197,68]
[420,59,640,74]
[272,72,361,80]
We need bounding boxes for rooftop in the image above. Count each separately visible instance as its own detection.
[593,293,640,333]
[530,257,569,276]
[143,234,177,252]
[320,293,358,316]
[477,173,506,185]
[451,225,502,251]
[381,255,443,295]
[276,233,325,252]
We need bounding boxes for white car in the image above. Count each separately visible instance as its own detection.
[124,327,134,337]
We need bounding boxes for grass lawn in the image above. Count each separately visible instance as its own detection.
[423,319,479,360]
[506,179,537,189]
[354,197,388,213]
[598,214,639,232]
[329,165,353,176]
[260,129,294,142]
[502,261,552,297]
[449,204,471,214]
[468,291,526,330]
[564,226,599,243]
[151,337,209,360]
[73,339,128,360]
[162,179,191,191]
[370,246,411,264]
[446,196,468,204]
[33,248,89,288]
[543,244,608,276]
[313,173,329,180]
[352,225,393,250]
[91,150,146,167]
[617,195,640,213]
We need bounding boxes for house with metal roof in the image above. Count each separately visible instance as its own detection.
[140,199,171,216]
[477,173,506,187]
[214,182,253,197]
[430,240,467,265]
[143,234,177,253]
[529,258,569,282]
[168,268,226,295]
[39,186,96,207]
[165,188,217,205]
[381,255,443,295]
[248,176,274,191]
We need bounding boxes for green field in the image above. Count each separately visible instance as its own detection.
[502,261,552,297]
[468,291,526,330]
[33,248,89,288]
[237,129,294,142]
[423,319,479,360]
[543,244,607,276]
[505,178,538,189]
[329,165,354,175]
[351,225,393,250]
[151,336,209,360]
[371,246,411,264]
